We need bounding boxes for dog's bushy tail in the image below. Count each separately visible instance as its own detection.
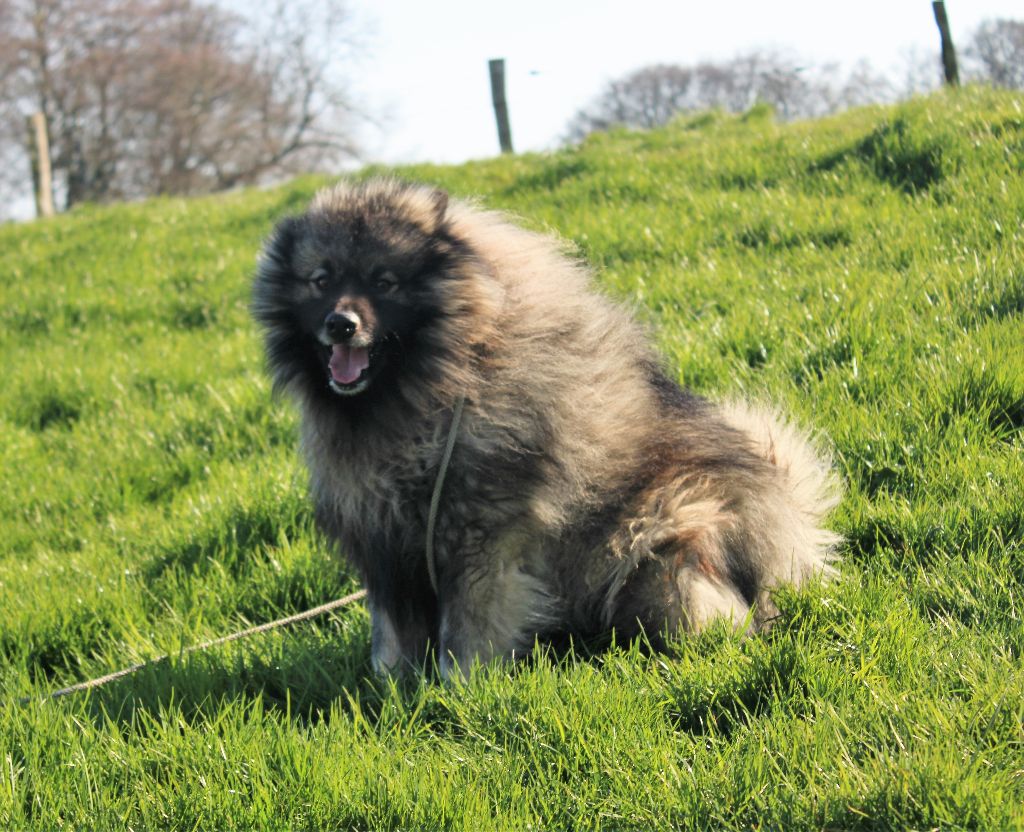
[720,401,842,587]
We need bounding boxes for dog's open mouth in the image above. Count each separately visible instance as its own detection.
[327,344,372,395]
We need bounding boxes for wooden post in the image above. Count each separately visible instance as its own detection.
[488,58,513,154]
[26,112,55,217]
[932,1,959,87]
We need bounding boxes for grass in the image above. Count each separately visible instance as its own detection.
[1,86,1022,830]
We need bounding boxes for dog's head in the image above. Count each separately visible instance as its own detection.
[253,180,487,404]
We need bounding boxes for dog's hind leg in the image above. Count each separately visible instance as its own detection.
[606,530,755,646]
[602,476,758,642]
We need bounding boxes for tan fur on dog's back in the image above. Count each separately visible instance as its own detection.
[443,202,661,526]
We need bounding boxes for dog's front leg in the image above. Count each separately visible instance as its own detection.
[366,584,436,677]
[368,598,406,676]
[436,538,555,680]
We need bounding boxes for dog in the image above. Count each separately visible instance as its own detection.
[252,178,840,678]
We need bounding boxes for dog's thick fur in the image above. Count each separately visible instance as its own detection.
[252,179,840,678]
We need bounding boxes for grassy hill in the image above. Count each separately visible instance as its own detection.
[1,87,1022,830]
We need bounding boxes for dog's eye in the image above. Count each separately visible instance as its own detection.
[374,271,398,293]
[310,269,330,290]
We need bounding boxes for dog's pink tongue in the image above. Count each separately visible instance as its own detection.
[329,345,369,384]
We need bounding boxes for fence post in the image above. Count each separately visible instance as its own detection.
[488,58,514,154]
[932,1,960,87]
[26,112,55,218]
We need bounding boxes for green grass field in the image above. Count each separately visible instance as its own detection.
[1,87,1022,830]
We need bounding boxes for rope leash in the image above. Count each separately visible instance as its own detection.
[19,590,367,704]
[425,394,465,595]
[20,396,466,704]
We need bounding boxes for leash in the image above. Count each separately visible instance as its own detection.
[20,395,467,704]
[425,394,466,595]
[19,590,367,704]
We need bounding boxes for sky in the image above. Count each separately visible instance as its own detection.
[8,0,1022,220]
[347,0,1023,165]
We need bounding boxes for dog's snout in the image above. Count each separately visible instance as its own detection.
[325,311,359,342]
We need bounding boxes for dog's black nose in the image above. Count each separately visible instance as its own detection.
[325,311,358,342]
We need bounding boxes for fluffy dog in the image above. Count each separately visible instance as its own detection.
[252,179,840,678]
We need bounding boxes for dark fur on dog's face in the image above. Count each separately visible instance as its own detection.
[252,181,468,404]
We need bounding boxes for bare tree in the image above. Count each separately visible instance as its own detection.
[964,18,1024,89]
[895,45,942,98]
[565,50,892,142]
[818,59,897,112]
[0,0,361,214]
[565,64,696,141]
[695,50,838,120]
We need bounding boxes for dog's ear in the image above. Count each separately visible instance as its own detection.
[431,188,449,228]
[266,215,304,266]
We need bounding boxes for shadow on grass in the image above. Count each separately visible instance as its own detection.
[661,632,811,739]
[810,116,950,194]
[35,588,845,750]
[53,626,683,732]
[65,622,380,730]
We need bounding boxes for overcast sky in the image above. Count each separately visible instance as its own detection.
[348,0,1023,164]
